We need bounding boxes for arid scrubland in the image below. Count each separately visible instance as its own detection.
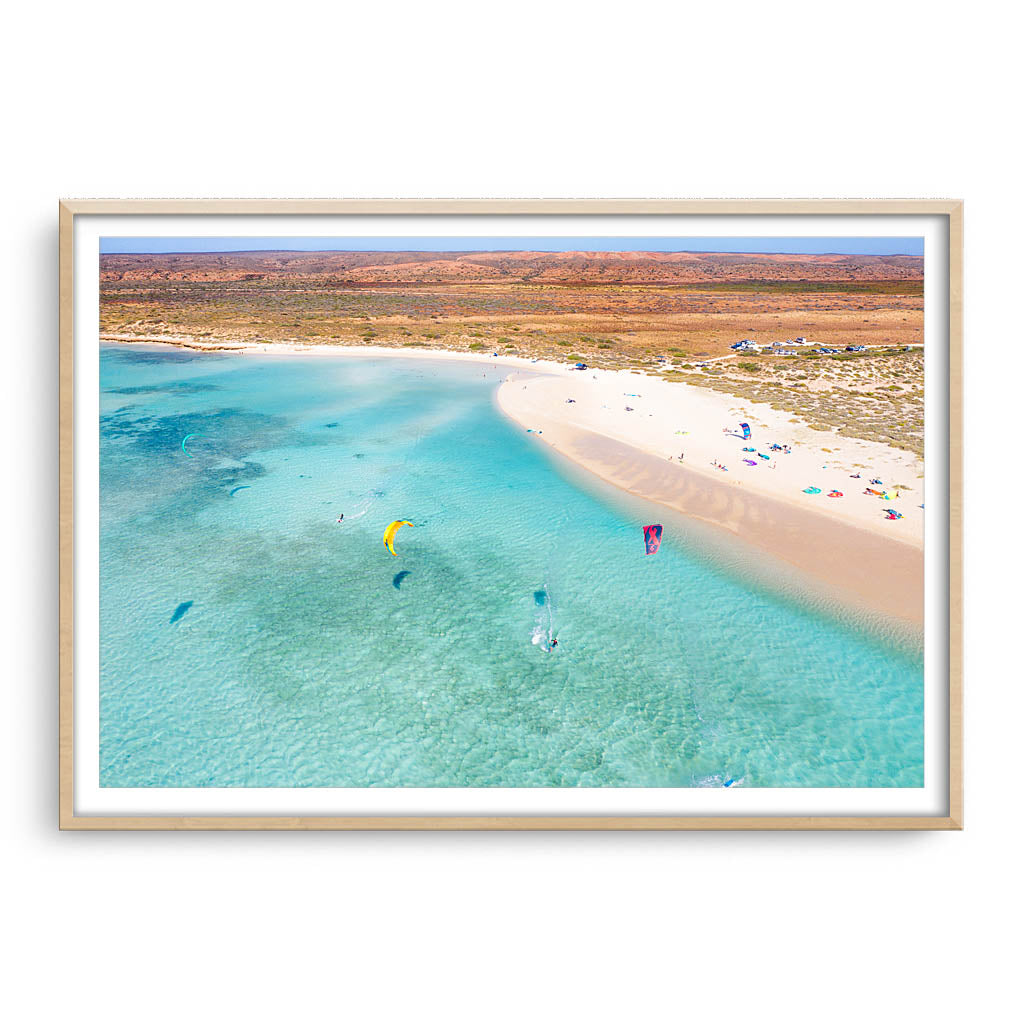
[100,249,924,454]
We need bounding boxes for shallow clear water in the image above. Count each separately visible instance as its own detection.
[99,345,923,787]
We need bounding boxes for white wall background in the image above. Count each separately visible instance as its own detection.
[2,2,1017,1021]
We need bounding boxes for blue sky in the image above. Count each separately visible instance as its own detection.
[100,236,924,257]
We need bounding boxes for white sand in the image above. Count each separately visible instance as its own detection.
[104,338,923,546]
[104,336,923,545]
[100,334,569,373]
[496,366,924,547]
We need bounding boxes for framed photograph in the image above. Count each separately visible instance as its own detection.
[59,199,962,830]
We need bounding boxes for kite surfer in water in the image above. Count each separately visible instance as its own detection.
[336,513,344,523]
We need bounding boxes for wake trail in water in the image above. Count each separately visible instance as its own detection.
[343,486,388,522]
[531,583,555,650]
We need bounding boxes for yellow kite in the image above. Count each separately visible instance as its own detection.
[383,520,413,556]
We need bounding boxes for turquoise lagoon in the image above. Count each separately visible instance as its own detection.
[99,344,923,787]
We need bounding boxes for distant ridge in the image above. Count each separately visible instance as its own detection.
[101,250,924,286]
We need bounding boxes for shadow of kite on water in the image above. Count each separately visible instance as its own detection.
[169,601,194,624]
[392,571,412,590]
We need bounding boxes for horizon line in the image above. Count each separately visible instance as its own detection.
[100,236,925,258]
[101,248,925,258]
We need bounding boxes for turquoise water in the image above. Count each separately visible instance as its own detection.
[99,345,923,787]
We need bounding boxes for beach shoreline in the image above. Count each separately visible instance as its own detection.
[516,423,923,630]
[102,336,924,628]
[99,333,571,373]
[494,363,923,628]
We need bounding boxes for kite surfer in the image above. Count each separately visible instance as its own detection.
[336,513,344,523]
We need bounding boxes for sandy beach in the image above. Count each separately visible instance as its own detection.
[103,337,924,627]
[497,365,924,626]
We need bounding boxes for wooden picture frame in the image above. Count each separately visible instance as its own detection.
[60,199,962,830]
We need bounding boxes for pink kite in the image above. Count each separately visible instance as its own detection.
[643,524,663,555]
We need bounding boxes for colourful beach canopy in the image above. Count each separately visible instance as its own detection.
[383,520,413,556]
[643,524,663,555]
